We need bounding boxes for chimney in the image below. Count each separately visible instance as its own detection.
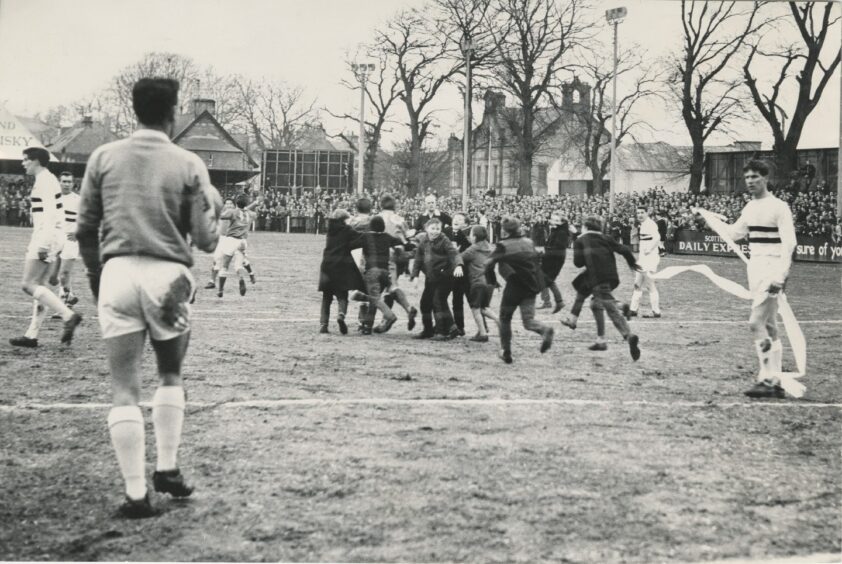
[191,98,216,117]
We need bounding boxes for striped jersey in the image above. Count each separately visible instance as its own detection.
[728,195,796,259]
[30,169,63,247]
[637,217,661,271]
[61,191,81,234]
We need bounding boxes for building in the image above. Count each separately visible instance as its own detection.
[172,98,259,193]
[447,78,601,197]
[47,116,120,164]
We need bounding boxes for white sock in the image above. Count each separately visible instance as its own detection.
[24,300,48,339]
[107,406,147,500]
[630,290,642,312]
[650,286,660,314]
[32,286,73,321]
[152,386,185,472]
[754,339,773,383]
[769,339,783,373]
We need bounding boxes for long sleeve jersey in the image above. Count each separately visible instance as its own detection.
[726,194,796,275]
[78,129,221,268]
[30,169,63,249]
[62,191,81,234]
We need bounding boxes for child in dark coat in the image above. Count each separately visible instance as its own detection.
[572,215,641,360]
[484,216,554,364]
[318,209,364,334]
[410,218,464,340]
[360,215,403,334]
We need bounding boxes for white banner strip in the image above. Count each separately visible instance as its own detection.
[655,209,808,398]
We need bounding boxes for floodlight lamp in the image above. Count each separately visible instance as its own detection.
[605,6,627,23]
[460,35,474,54]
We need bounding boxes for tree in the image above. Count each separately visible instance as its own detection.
[673,1,768,193]
[108,52,200,136]
[559,47,665,196]
[378,8,462,196]
[434,0,501,195]
[230,78,319,151]
[490,0,591,195]
[743,2,840,185]
[327,48,402,193]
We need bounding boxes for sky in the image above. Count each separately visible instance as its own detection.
[0,0,838,150]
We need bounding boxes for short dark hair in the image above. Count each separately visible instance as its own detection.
[380,193,396,211]
[470,225,488,241]
[235,194,249,209]
[23,147,49,166]
[60,171,73,178]
[501,215,521,237]
[584,215,603,232]
[424,217,442,228]
[370,215,385,233]
[132,78,179,126]
[356,197,371,214]
[743,159,770,177]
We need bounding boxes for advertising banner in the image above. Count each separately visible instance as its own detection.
[673,230,842,263]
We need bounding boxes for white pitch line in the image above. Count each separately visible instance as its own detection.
[1,398,840,412]
[1,313,840,325]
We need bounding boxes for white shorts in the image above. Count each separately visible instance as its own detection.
[218,236,246,257]
[747,256,782,306]
[637,254,660,273]
[60,237,80,261]
[212,241,226,269]
[25,231,63,263]
[98,256,195,341]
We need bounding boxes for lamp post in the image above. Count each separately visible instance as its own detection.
[605,6,626,220]
[351,62,376,196]
[460,35,474,211]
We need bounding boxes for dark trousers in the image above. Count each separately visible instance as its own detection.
[421,278,454,335]
[590,282,630,338]
[499,281,550,352]
[451,278,467,330]
[570,290,588,317]
[320,290,348,325]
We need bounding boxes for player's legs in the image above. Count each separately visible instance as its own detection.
[748,299,777,381]
[217,253,234,297]
[519,295,553,352]
[416,282,435,337]
[497,283,519,362]
[58,258,76,302]
[562,290,589,329]
[451,280,466,334]
[629,270,645,314]
[150,334,192,484]
[48,256,62,287]
[432,278,455,336]
[105,331,149,502]
[765,300,782,372]
[642,272,660,316]
[335,290,349,334]
[320,291,333,331]
[15,259,76,344]
[470,308,487,338]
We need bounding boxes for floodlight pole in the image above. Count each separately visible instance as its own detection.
[605,7,626,220]
[461,35,474,212]
[352,63,375,196]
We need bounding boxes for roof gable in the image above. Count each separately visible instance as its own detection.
[173,110,257,167]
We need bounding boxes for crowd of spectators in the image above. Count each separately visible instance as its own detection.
[0,176,36,228]
[3,175,839,245]
[247,185,839,244]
